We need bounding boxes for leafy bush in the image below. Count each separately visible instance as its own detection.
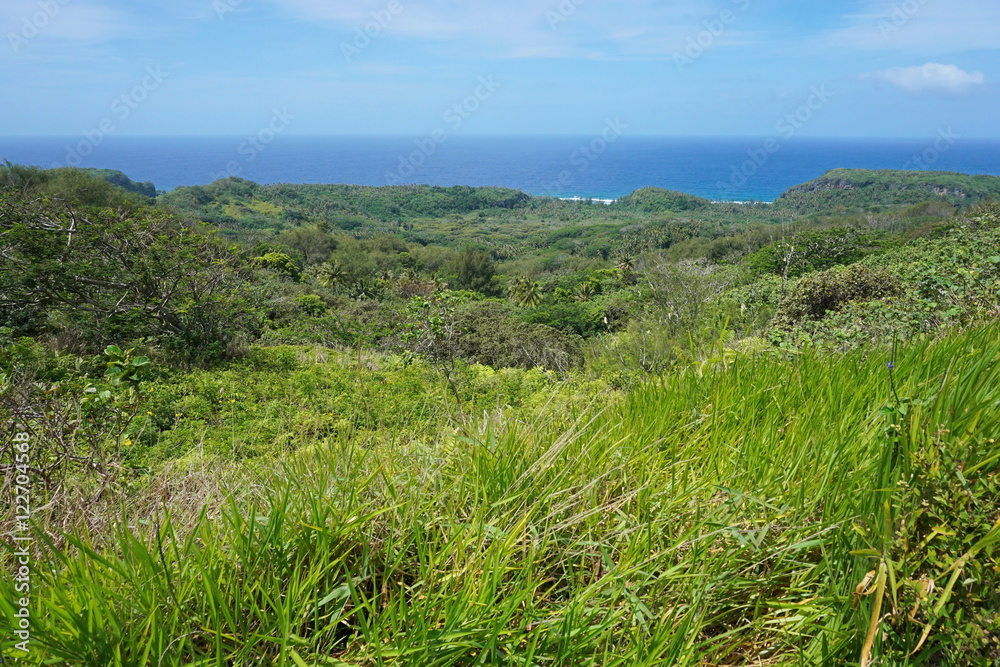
[295,294,328,317]
[773,264,904,327]
[454,301,583,371]
[743,226,886,278]
[521,300,607,338]
[0,194,260,361]
[0,344,149,494]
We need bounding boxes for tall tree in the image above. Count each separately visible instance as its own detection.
[452,247,497,294]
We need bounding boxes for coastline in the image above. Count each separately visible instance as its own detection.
[1,135,997,202]
[558,196,617,205]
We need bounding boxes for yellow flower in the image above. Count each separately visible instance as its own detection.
[147,411,153,415]
[124,438,133,446]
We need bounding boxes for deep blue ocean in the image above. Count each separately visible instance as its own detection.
[1,135,998,202]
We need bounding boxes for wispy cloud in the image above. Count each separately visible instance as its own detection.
[268,0,752,61]
[825,0,1000,53]
[1,0,132,44]
[862,63,986,94]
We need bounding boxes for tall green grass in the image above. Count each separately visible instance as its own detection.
[3,326,999,665]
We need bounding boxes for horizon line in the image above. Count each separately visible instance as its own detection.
[3,134,1000,141]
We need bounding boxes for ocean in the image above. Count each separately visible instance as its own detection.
[1,135,998,203]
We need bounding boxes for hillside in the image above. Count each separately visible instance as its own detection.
[613,186,711,212]
[2,164,1000,665]
[158,180,534,235]
[776,168,1000,212]
[86,168,157,198]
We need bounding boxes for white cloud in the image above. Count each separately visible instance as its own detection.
[862,63,985,94]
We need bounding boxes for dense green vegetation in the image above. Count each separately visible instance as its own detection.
[614,186,711,213]
[777,168,1000,213]
[2,164,999,665]
[85,168,158,198]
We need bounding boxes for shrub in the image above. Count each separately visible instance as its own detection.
[295,294,328,317]
[454,301,583,372]
[774,264,904,327]
[521,301,606,338]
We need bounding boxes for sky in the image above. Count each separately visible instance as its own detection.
[1,0,997,138]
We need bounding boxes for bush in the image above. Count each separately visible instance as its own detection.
[773,264,904,327]
[744,227,886,278]
[295,294,328,317]
[521,301,606,338]
[454,301,583,372]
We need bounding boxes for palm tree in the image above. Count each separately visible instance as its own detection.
[316,260,347,288]
[508,276,541,307]
[615,255,636,285]
[575,281,597,302]
[428,275,449,293]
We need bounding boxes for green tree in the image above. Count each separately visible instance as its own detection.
[252,252,300,280]
[454,301,582,372]
[452,247,497,294]
[401,292,463,401]
[0,194,257,359]
[274,224,338,265]
[575,281,599,302]
[639,257,733,343]
[314,259,348,289]
[508,276,542,307]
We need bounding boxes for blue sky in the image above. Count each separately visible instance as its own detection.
[1,0,997,137]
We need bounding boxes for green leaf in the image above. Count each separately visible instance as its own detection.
[850,549,882,558]
[315,583,351,608]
